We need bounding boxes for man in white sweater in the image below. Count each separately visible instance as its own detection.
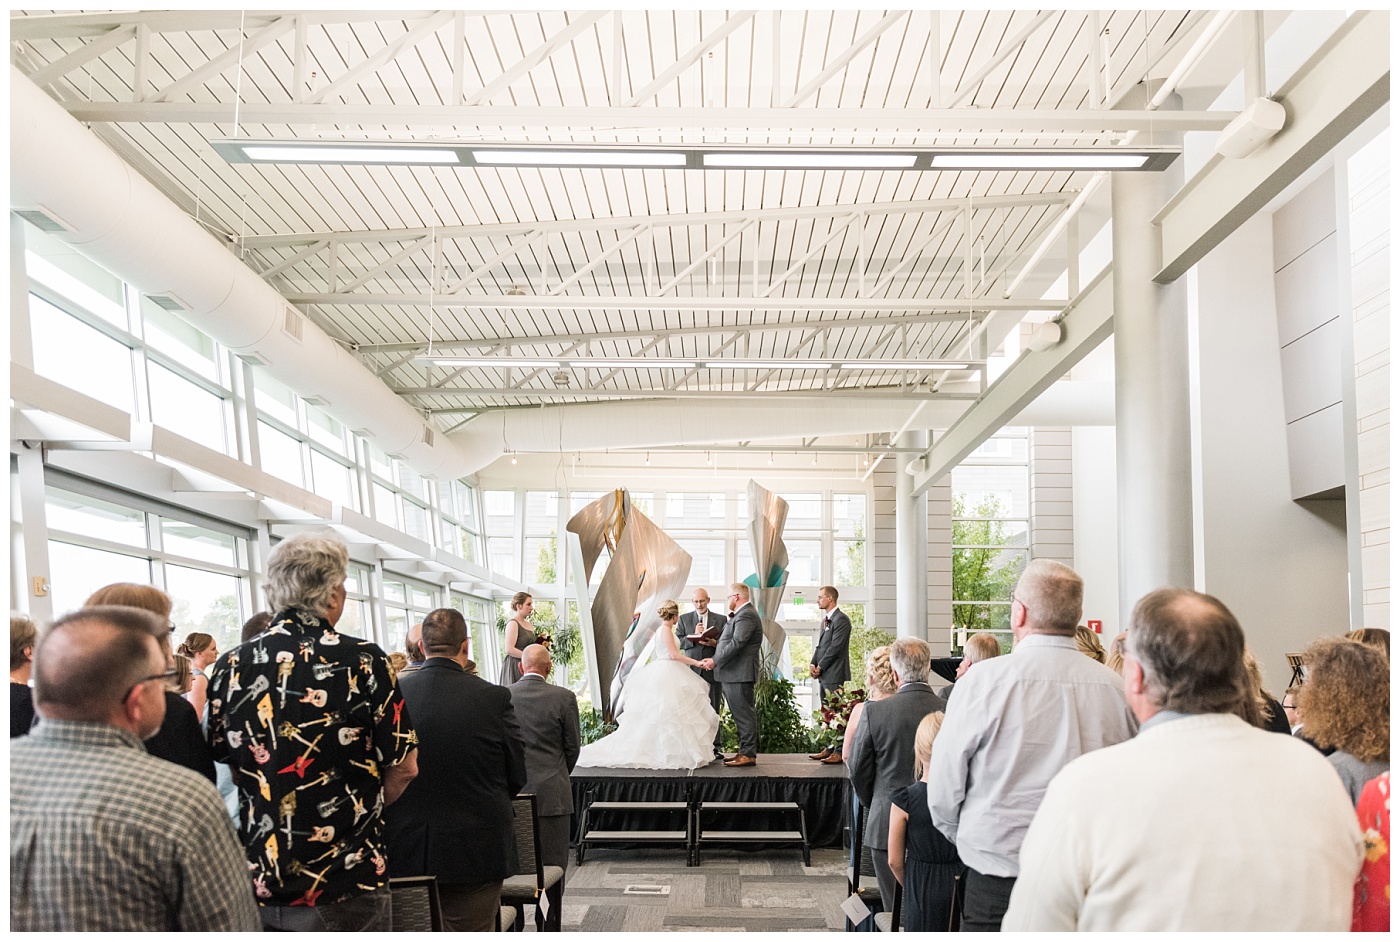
[1003,588,1364,931]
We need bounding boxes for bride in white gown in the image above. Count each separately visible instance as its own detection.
[576,600,721,770]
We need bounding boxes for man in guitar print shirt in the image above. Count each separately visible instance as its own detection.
[207,534,418,931]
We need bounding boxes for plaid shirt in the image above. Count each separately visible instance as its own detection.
[206,608,414,907]
[10,719,261,931]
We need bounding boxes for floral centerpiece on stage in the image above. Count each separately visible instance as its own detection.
[813,680,866,749]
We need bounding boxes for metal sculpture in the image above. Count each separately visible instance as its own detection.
[744,480,790,662]
[565,488,692,720]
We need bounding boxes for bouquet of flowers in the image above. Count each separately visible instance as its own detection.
[813,680,866,748]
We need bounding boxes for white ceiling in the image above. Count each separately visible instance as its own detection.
[11,9,1261,437]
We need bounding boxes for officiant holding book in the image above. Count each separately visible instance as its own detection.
[677,588,725,716]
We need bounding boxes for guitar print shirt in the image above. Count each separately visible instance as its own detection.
[206,608,416,907]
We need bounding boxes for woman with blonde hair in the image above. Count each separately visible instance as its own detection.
[83,583,215,783]
[1243,649,1290,735]
[1105,632,1129,675]
[842,646,898,760]
[1299,637,1390,804]
[168,653,193,695]
[498,591,538,685]
[888,711,962,930]
[576,600,721,769]
[176,631,218,718]
[1075,625,1106,663]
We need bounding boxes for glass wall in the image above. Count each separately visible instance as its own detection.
[951,428,1031,651]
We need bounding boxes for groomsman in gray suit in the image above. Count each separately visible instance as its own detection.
[808,585,853,763]
[507,645,581,931]
[703,583,764,767]
[676,588,725,717]
[848,636,947,911]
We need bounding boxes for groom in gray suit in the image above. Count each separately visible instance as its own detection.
[507,645,581,931]
[704,582,764,767]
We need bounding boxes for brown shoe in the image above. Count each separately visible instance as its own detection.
[808,748,832,760]
[820,753,845,765]
[724,755,756,767]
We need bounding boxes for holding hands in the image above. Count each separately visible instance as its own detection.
[699,657,716,671]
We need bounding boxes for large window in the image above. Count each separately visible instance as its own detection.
[44,477,254,655]
[952,428,1030,648]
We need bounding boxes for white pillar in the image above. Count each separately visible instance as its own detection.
[1112,81,1194,625]
[896,430,929,638]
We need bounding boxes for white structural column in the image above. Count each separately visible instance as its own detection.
[895,430,930,638]
[1112,82,1194,624]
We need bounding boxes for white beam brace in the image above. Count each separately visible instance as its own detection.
[311,11,454,104]
[783,11,907,108]
[653,219,755,296]
[24,25,136,88]
[547,223,651,296]
[947,11,1056,109]
[463,12,606,107]
[910,268,1115,496]
[625,12,756,106]
[153,16,294,102]
[1155,11,1389,283]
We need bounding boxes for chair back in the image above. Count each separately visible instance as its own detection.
[389,875,444,931]
[510,794,544,890]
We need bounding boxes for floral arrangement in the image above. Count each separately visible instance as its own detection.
[813,680,866,748]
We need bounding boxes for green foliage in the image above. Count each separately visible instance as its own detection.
[551,619,581,668]
[847,620,894,684]
[535,535,557,584]
[752,652,822,753]
[579,705,617,746]
[952,493,1024,636]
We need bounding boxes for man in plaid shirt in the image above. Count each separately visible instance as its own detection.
[10,605,259,931]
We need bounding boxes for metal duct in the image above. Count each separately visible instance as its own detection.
[9,67,464,478]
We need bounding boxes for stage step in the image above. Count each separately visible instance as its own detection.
[692,800,810,866]
[576,799,694,866]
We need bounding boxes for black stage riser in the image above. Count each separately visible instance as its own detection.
[571,755,846,850]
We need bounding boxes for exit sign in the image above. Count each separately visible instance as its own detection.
[1087,620,1103,633]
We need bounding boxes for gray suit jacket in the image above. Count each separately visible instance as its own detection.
[713,602,763,683]
[848,682,947,849]
[506,674,581,818]
[811,607,852,688]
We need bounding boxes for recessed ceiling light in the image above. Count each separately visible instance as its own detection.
[703,152,918,170]
[930,153,1151,170]
[472,149,687,168]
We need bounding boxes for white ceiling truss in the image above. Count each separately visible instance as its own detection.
[11,8,1277,422]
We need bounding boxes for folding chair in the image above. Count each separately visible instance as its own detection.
[388,875,444,931]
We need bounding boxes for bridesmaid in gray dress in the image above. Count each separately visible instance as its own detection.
[498,591,539,685]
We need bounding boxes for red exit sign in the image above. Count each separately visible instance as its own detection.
[1087,620,1103,634]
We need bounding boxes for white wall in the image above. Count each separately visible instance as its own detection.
[1192,212,1351,692]
[1072,425,1120,633]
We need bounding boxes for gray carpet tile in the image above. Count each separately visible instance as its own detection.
[525,847,852,932]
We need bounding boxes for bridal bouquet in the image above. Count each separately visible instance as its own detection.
[813,681,866,747]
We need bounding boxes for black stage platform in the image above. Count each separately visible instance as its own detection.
[570,753,848,849]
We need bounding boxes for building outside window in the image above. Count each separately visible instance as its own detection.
[951,428,1031,652]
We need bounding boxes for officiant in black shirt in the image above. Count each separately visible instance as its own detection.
[676,588,725,715]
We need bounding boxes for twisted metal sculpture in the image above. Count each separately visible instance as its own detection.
[565,488,692,720]
[744,480,790,663]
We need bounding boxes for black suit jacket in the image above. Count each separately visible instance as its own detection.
[384,658,527,885]
[146,691,215,783]
[811,607,852,688]
[713,602,763,683]
[506,674,581,818]
[676,609,724,662]
[848,682,947,849]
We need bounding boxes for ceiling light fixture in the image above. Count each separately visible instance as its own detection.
[839,361,971,371]
[929,152,1152,170]
[703,361,835,370]
[472,148,687,168]
[702,152,918,170]
[420,357,561,369]
[213,139,1177,172]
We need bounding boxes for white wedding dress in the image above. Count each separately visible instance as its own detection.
[576,625,721,770]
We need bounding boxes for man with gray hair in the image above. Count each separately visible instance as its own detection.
[927,559,1136,930]
[1004,589,1362,930]
[848,635,946,911]
[11,606,260,930]
[207,532,418,930]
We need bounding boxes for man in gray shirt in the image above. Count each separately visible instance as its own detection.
[927,560,1137,930]
[10,606,259,931]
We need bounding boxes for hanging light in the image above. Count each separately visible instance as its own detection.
[510,450,518,465]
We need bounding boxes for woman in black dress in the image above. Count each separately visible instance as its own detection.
[888,711,963,931]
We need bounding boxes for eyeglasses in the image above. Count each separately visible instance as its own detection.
[126,667,178,701]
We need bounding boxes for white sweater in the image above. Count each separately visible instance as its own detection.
[1003,713,1363,931]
